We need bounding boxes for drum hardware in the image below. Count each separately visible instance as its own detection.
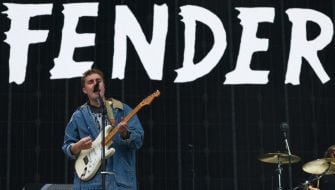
[302,158,335,175]
[258,152,301,190]
[293,175,323,190]
[258,153,301,164]
[293,158,335,190]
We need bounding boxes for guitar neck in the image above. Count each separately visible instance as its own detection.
[104,103,142,145]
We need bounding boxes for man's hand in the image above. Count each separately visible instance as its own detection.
[118,120,129,139]
[71,136,92,155]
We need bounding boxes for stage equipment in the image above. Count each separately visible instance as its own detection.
[94,80,108,190]
[280,122,294,190]
[258,152,301,164]
[258,152,301,190]
[23,183,72,190]
[292,175,323,190]
[302,158,335,175]
[293,158,335,190]
[75,90,160,181]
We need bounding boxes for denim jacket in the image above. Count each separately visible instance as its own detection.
[62,99,144,190]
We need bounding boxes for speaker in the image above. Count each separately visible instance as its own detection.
[41,184,72,190]
[23,183,72,190]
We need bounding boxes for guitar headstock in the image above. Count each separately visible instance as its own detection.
[140,90,160,106]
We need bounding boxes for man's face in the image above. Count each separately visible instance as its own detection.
[329,149,335,158]
[82,73,105,102]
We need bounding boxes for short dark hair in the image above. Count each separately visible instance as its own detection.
[81,69,105,87]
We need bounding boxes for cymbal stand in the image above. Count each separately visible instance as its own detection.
[275,158,283,190]
[293,175,323,190]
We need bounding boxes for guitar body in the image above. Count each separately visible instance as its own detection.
[75,125,115,181]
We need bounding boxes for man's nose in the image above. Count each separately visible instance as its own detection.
[93,80,100,92]
[94,80,100,85]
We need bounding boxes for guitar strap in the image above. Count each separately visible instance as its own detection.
[104,98,123,127]
[105,100,115,127]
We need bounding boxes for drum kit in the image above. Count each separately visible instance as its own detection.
[258,152,335,190]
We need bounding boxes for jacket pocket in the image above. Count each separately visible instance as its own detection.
[114,169,135,189]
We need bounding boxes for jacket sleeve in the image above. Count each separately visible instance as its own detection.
[62,111,81,159]
[113,104,144,150]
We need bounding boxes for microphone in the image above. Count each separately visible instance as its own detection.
[280,122,291,155]
[280,122,289,138]
[93,81,102,107]
[93,81,100,93]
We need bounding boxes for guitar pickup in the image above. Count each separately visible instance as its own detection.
[83,156,89,165]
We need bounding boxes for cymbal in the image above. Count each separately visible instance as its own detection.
[303,158,335,175]
[258,152,301,164]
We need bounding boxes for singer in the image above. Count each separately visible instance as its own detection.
[62,68,144,190]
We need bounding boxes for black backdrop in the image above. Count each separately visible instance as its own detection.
[1,0,335,189]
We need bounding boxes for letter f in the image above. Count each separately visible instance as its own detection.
[4,3,52,84]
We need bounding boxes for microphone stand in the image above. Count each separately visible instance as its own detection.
[96,90,107,190]
[188,144,195,190]
[286,140,293,190]
[281,123,293,190]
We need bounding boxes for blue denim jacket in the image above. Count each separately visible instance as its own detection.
[62,99,144,190]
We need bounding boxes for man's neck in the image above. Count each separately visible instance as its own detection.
[89,97,104,108]
[89,101,100,108]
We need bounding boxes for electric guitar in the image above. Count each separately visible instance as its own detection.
[75,90,160,181]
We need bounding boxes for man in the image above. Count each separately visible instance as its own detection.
[324,145,335,158]
[62,69,144,190]
[309,145,335,190]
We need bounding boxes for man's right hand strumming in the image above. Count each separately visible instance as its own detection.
[70,136,92,155]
